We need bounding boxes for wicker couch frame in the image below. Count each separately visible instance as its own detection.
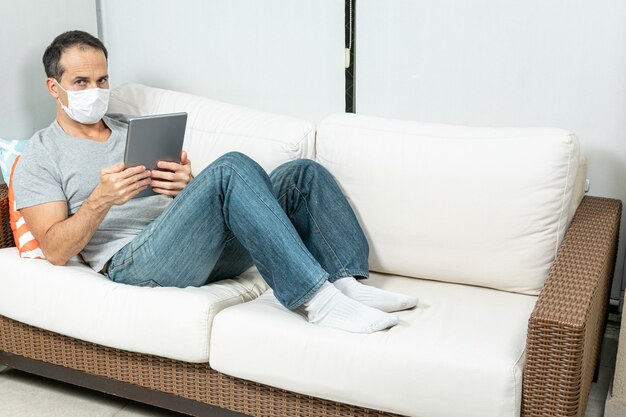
[0,183,622,417]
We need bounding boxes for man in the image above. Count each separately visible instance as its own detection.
[14,30,417,334]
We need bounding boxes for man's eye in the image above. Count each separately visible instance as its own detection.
[76,80,85,85]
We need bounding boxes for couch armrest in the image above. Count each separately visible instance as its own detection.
[0,184,15,249]
[522,196,622,417]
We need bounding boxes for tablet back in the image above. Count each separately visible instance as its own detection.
[124,112,188,198]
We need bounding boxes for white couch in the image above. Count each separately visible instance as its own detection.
[0,83,621,417]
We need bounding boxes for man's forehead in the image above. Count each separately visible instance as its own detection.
[59,46,107,74]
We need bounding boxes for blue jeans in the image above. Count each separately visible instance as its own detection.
[106,152,369,309]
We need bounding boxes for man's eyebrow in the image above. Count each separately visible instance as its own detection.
[70,75,109,82]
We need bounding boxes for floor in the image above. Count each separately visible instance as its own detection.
[0,314,622,417]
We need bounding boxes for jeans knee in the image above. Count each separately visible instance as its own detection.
[217,151,267,174]
[196,152,266,184]
[285,158,328,177]
[217,151,255,166]
[270,159,331,189]
[214,151,269,185]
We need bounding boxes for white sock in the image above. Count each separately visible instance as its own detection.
[304,282,399,333]
[333,276,418,313]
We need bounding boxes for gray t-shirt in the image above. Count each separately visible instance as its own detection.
[13,114,172,272]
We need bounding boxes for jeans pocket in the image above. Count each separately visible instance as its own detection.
[134,279,162,288]
[108,249,133,277]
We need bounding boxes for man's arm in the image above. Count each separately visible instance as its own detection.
[21,199,107,265]
[20,162,152,266]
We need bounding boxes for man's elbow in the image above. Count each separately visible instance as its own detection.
[42,249,68,266]
[47,257,68,266]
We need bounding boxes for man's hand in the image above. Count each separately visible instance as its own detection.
[90,162,152,207]
[150,150,193,197]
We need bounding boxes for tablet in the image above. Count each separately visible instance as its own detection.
[123,112,188,198]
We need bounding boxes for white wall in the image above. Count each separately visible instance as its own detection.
[356,0,626,299]
[98,0,345,123]
[0,0,98,184]
[0,0,98,139]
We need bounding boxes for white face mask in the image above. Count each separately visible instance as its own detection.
[55,81,110,124]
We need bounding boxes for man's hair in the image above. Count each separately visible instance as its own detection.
[43,30,108,81]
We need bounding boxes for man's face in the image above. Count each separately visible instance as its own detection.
[51,46,109,106]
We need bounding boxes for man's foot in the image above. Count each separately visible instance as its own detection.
[304,282,399,333]
[333,276,418,313]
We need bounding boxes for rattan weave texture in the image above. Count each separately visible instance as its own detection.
[0,184,13,249]
[522,197,622,417]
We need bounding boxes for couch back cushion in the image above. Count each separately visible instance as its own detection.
[108,83,315,174]
[316,113,581,295]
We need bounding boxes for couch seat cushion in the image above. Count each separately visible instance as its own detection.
[210,272,537,417]
[0,248,267,362]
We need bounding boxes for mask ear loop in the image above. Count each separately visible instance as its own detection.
[53,79,69,110]
[52,78,65,93]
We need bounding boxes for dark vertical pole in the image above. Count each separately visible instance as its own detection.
[345,0,356,113]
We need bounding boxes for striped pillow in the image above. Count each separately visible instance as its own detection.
[8,156,45,259]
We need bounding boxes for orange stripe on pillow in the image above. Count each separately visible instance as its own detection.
[21,239,41,252]
[17,221,29,235]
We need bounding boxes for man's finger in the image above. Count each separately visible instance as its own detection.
[181,150,189,165]
[101,162,125,175]
[151,179,183,190]
[128,184,149,199]
[156,160,180,171]
[151,169,176,181]
[119,170,152,188]
[118,165,148,179]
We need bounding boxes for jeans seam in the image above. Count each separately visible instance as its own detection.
[293,184,350,277]
[115,253,134,268]
[108,252,130,277]
[224,234,238,243]
[109,230,157,279]
[275,167,316,202]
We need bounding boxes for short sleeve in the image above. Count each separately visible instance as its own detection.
[12,142,66,210]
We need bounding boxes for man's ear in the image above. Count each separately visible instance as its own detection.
[46,77,60,99]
